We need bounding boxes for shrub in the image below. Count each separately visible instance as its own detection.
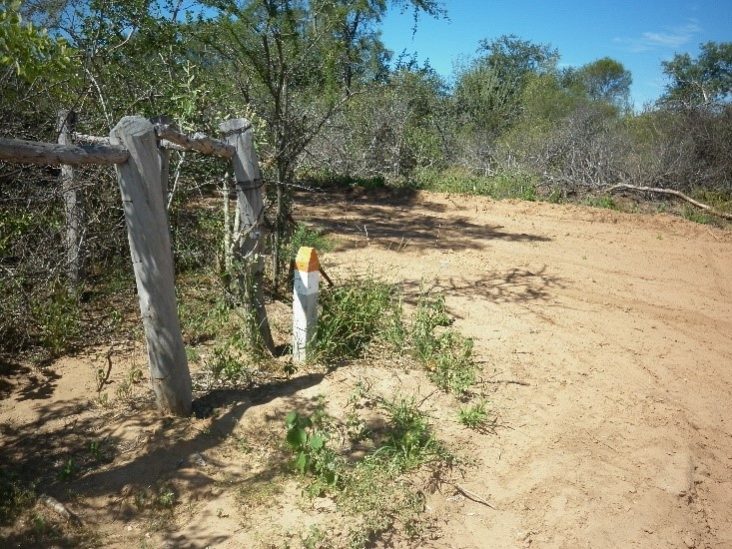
[310,278,400,365]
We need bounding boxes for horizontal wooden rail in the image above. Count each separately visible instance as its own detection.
[74,127,235,158]
[155,125,235,158]
[72,132,110,145]
[74,131,187,152]
[0,124,237,166]
[0,137,129,166]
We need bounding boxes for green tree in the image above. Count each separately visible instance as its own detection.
[476,34,559,89]
[197,0,442,285]
[308,60,448,178]
[575,57,631,108]
[0,0,70,79]
[661,41,732,106]
[452,35,558,172]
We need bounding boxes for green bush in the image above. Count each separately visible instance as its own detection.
[31,284,81,357]
[416,167,537,201]
[288,223,332,259]
[458,400,493,431]
[310,278,400,365]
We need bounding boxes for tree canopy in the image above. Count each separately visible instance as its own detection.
[661,41,732,106]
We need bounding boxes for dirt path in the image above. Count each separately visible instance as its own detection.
[2,190,730,548]
[300,190,732,548]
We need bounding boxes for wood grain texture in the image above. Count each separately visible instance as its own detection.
[0,137,129,165]
[111,116,192,416]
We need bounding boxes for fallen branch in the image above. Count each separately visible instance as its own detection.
[606,183,732,221]
[39,494,82,525]
[452,483,496,509]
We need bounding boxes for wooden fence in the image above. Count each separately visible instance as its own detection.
[0,114,273,416]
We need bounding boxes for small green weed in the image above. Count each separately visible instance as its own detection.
[132,483,178,511]
[458,400,493,432]
[289,223,332,259]
[57,458,77,481]
[156,487,176,508]
[186,346,201,364]
[681,205,716,225]
[584,195,618,210]
[88,440,102,461]
[205,344,253,386]
[284,410,342,494]
[115,379,133,402]
[375,397,446,469]
[301,525,326,549]
[178,291,230,345]
[0,470,35,524]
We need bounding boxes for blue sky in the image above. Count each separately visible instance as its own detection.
[380,0,732,108]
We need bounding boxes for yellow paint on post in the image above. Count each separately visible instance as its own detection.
[295,246,320,273]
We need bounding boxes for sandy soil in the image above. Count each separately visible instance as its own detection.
[298,189,732,549]
[1,189,730,548]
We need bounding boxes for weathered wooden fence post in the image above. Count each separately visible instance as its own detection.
[219,119,275,354]
[292,247,320,363]
[110,116,192,416]
[57,110,83,285]
[150,116,173,206]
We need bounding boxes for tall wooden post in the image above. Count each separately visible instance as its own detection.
[57,110,83,285]
[110,116,192,416]
[219,119,275,354]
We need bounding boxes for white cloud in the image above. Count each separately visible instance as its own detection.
[614,20,701,53]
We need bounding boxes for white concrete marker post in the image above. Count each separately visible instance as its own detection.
[293,247,320,363]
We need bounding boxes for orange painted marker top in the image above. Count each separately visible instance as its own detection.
[295,246,320,272]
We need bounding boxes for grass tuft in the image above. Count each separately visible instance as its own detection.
[310,278,400,365]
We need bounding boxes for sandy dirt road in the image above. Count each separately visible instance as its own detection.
[2,189,730,548]
[300,189,732,548]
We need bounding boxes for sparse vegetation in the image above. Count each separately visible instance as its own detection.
[405,293,478,396]
[418,168,538,201]
[283,392,452,547]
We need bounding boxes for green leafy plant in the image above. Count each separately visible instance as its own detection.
[376,397,445,468]
[584,195,618,210]
[156,487,176,509]
[57,458,77,481]
[284,410,341,491]
[31,284,81,357]
[205,344,253,386]
[458,400,493,432]
[89,440,102,461]
[0,1,71,80]
[289,223,332,259]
